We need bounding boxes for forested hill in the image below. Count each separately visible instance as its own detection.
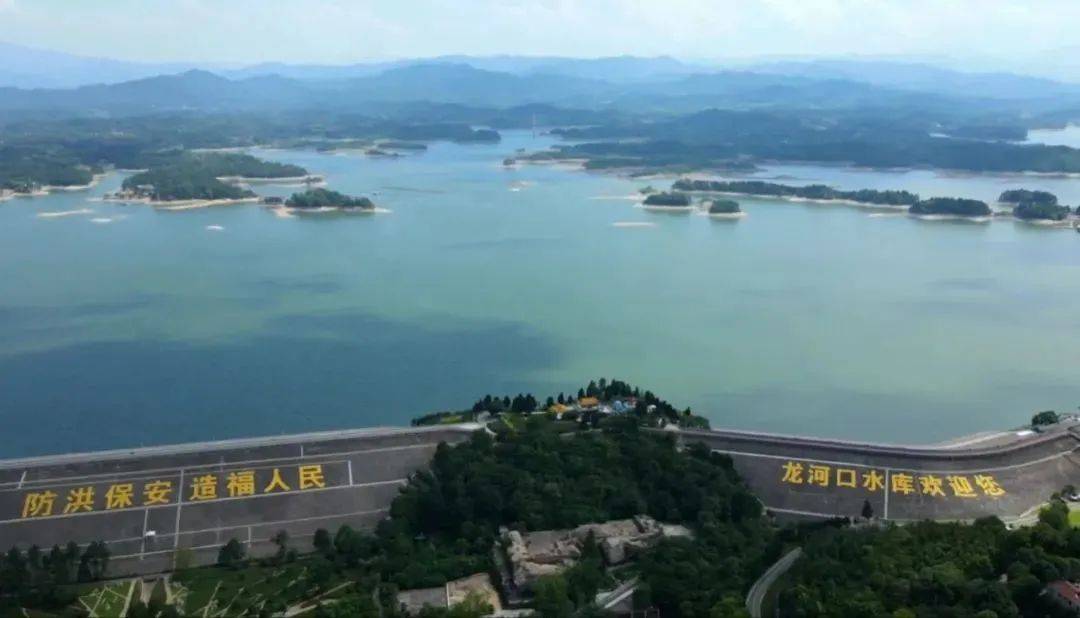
[118,153,305,202]
[541,109,1080,174]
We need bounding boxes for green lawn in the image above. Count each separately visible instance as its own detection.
[1069,509,1080,528]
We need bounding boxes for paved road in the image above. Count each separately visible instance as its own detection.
[746,548,801,618]
[0,425,477,576]
[679,421,1080,522]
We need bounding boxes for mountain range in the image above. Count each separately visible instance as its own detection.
[2,41,1080,122]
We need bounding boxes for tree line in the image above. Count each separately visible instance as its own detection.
[0,540,110,612]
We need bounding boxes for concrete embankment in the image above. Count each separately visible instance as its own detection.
[1,420,1076,577]
[0,426,477,576]
[679,422,1080,522]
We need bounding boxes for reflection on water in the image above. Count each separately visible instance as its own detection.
[1,131,1079,455]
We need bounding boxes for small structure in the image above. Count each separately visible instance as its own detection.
[1045,580,1080,614]
[498,515,691,594]
[577,397,600,410]
[397,586,448,614]
[547,403,571,419]
[398,573,502,616]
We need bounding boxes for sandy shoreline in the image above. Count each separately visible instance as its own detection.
[269,205,389,216]
[42,173,108,193]
[682,189,911,211]
[2,173,108,201]
[681,188,1079,228]
[36,208,95,218]
[102,196,260,210]
[640,204,695,212]
[218,174,325,185]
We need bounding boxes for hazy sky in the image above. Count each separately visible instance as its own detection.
[1,0,1078,68]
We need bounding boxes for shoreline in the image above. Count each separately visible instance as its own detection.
[218,174,325,185]
[103,196,261,210]
[680,189,1079,228]
[1,173,108,200]
[269,204,389,217]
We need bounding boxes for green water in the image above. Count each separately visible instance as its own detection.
[2,131,1079,456]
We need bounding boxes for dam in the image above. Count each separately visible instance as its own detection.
[1,419,1077,577]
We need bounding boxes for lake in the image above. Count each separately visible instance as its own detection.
[2,130,1079,456]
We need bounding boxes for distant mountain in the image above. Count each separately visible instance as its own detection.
[435,55,702,82]
[0,69,311,113]
[0,41,199,88]
[220,55,699,83]
[745,59,1080,100]
[3,60,1080,123]
[5,40,1079,106]
[0,64,612,113]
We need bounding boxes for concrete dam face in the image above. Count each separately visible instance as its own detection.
[0,426,475,576]
[2,422,1077,577]
[680,424,1080,523]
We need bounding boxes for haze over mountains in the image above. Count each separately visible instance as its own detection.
[4,40,1080,120]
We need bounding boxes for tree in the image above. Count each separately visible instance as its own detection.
[861,499,874,520]
[1031,410,1060,427]
[534,574,574,618]
[217,539,246,569]
[709,595,750,618]
[314,528,333,555]
[272,530,289,564]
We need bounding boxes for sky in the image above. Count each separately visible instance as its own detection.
[0,0,1078,73]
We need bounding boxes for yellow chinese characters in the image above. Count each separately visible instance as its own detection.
[189,474,218,501]
[836,469,857,488]
[808,465,830,487]
[143,480,173,505]
[781,461,804,484]
[105,483,135,510]
[974,475,1006,497]
[227,471,256,497]
[17,463,334,519]
[947,475,978,498]
[919,475,945,497]
[299,465,326,490]
[861,470,885,492]
[777,460,1007,500]
[891,473,916,495]
[21,490,58,518]
[63,487,95,513]
[264,468,291,493]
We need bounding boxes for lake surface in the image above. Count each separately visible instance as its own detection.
[2,130,1079,456]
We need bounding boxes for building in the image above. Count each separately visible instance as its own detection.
[1046,581,1080,614]
[496,515,691,594]
[398,573,502,616]
[577,397,600,410]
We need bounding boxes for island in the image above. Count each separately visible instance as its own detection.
[1014,202,1073,221]
[538,109,1080,175]
[999,189,1058,205]
[909,197,992,217]
[642,192,691,207]
[673,179,920,207]
[707,198,742,216]
[363,148,401,158]
[996,189,1074,221]
[284,188,376,211]
[107,153,308,204]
